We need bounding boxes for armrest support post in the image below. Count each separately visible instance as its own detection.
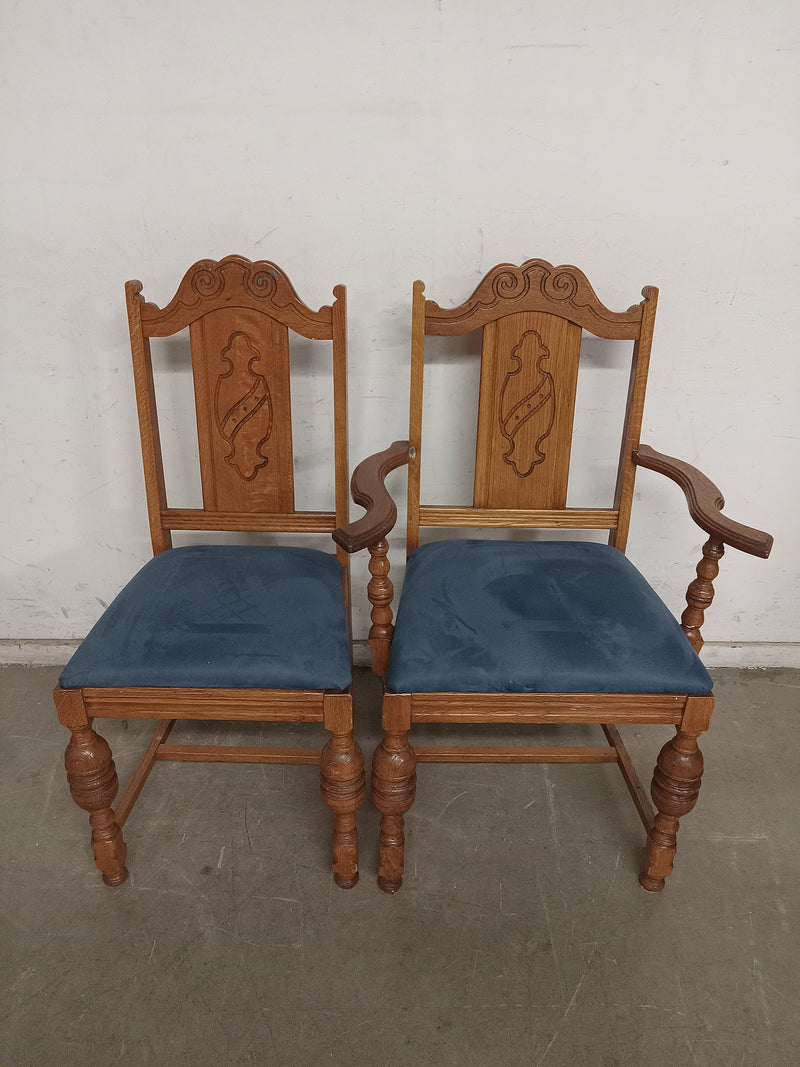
[681,536,725,653]
[332,441,411,677]
[367,538,394,676]
[633,443,772,653]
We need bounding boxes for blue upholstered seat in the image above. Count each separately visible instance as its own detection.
[386,540,712,695]
[59,545,352,691]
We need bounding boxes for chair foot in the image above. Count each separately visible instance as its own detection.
[103,867,129,888]
[335,872,360,889]
[377,812,407,892]
[64,722,128,886]
[330,811,360,889]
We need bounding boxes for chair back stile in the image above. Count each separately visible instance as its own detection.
[609,285,658,552]
[405,259,656,557]
[125,255,351,631]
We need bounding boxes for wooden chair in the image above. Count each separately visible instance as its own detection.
[54,255,364,888]
[334,259,772,894]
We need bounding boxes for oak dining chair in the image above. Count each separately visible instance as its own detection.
[54,255,364,888]
[335,259,772,893]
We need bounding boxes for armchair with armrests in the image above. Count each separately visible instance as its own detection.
[335,259,772,894]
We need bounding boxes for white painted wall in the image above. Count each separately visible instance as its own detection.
[2,0,798,659]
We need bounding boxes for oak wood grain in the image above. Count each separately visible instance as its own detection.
[190,306,295,514]
[474,311,581,509]
[417,506,618,529]
[331,286,352,637]
[156,744,322,764]
[126,289,172,555]
[162,509,336,532]
[408,692,686,724]
[609,286,658,552]
[414,745,618,763]
[80,687,327,720]
[405,280,428,554]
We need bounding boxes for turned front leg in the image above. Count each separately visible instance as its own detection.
[321,694,365,888]
[372,694,416,893]
[640,696,714,892]
[66,722,128,886]
[55,688,128,886]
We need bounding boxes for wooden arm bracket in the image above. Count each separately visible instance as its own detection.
[633,444,773,653]
[332,440,409,676]
[333,440,411,553]
[633,444,773,558]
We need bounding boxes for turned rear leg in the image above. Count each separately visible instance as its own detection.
[372,694,416,893]
[321,694,365,888]
[640,696,714,892]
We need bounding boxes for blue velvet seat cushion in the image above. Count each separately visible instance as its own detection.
[386,540,712,695]
[59,545,352,690]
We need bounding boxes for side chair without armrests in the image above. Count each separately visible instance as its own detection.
[334,260,772,894]
[54,255,364,888]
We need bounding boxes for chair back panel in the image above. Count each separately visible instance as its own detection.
[407,261,658,555]
[190,306,295,514]
[474,310,581,510]
[126,256,349,556]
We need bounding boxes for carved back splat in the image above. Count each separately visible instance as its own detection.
[475,311,581,509]
[191,307,294,513]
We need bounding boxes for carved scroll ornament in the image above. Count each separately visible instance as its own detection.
[425,259,648,339]
[133,255,334,339]
[498,329,555,478]
[214,331,273,480]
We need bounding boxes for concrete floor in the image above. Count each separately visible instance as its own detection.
[1,666,798,1066]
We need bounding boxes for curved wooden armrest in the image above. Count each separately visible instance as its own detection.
[633,444,773,558]
[333,440,411,552]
